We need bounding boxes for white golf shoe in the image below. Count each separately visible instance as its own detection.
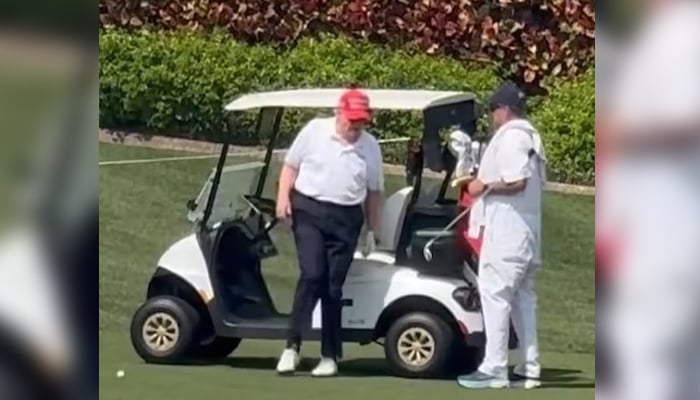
[511,376,542,389]
[311,358,338,377]
[511,366,542,389]
[276,348,301,375]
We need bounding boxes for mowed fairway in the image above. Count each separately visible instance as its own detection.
[99,143,594,399]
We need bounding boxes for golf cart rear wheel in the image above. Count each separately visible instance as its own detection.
[384,312,455,378]
[130,296,199,364]
[190,337,241,360]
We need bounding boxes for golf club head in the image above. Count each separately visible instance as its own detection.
[423,245,433,262]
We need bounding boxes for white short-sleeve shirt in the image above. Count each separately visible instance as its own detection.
[477,124,544,263]
[284,117,383,206]
[482,128,543,221]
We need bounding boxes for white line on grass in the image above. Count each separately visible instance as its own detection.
[99,137,411,166]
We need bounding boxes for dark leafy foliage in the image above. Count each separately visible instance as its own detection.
[99,0,594,92]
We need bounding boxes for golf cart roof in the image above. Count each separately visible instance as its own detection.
[224,89,475,112]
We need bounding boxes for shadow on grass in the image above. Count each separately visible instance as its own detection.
[534,367,595,389]
[181,356,594,388]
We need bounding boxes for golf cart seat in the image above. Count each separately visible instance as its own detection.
[376,186,414,252]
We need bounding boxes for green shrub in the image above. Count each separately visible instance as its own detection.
[532,70,595,185]
[99,29,594,184]
[99,29,498,158]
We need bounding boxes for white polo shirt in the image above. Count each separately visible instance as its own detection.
[284,117,384,206]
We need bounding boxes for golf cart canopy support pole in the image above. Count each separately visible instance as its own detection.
[202,143,230,227]
[255,107,284,198]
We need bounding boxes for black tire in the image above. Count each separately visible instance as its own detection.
[130,296,200,364]
[190,337,241,360]
[384,312,456,378]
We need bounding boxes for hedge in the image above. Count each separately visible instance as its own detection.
[99,30,594,184]
[532,69,594,185]
[99,29,499,160]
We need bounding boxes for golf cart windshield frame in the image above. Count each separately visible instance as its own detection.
[200,107,283,227]
[200,92,479,229]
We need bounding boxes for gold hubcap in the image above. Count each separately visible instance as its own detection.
[142,313,180,354]
[397,327,435,367]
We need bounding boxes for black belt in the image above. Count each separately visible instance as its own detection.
[291,189,363,210]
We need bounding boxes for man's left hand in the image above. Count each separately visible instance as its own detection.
[450,174,475,188]
[361,230,377,257]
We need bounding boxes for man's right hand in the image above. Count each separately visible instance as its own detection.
[276,164,298,223]
[276,198,291,221]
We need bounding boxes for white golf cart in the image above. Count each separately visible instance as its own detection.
[130,89,516,378]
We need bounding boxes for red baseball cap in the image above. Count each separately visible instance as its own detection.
[338,88,372,123]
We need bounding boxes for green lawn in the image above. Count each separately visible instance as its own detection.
[99,143,594,399]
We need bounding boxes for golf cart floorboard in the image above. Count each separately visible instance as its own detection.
[221,314,374,343]
[224,314,289,330]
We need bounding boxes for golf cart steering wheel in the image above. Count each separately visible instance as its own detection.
[240,194,278,235]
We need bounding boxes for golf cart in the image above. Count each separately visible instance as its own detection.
[130,89,515,378]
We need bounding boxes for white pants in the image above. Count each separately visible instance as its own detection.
[477,211,541,380]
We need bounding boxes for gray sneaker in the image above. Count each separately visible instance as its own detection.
[457,371,510,389]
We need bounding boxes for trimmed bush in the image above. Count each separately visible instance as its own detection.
[532,69,594,185]
[99,29,594,184]
[99,29,499,160]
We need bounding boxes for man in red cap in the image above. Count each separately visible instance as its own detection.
[275,87,384,377]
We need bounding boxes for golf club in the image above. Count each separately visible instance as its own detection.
[461,262,479,288]
[422,188,491,262]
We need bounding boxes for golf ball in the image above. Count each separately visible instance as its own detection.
[116,370,125,378]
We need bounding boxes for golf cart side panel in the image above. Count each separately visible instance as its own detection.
[311,259,484,336]
[156,234,214,300]
[376,269,484,336]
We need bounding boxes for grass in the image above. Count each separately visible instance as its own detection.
[99,143,594,399]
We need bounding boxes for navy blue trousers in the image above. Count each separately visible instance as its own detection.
[286,190,364,359]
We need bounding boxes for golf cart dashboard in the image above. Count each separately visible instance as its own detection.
[204,194,279,261]
[241,194,276,216]
[197,193,278,258]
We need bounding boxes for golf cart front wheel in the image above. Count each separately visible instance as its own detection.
[384,312,455,378]
[130,296,199,364]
